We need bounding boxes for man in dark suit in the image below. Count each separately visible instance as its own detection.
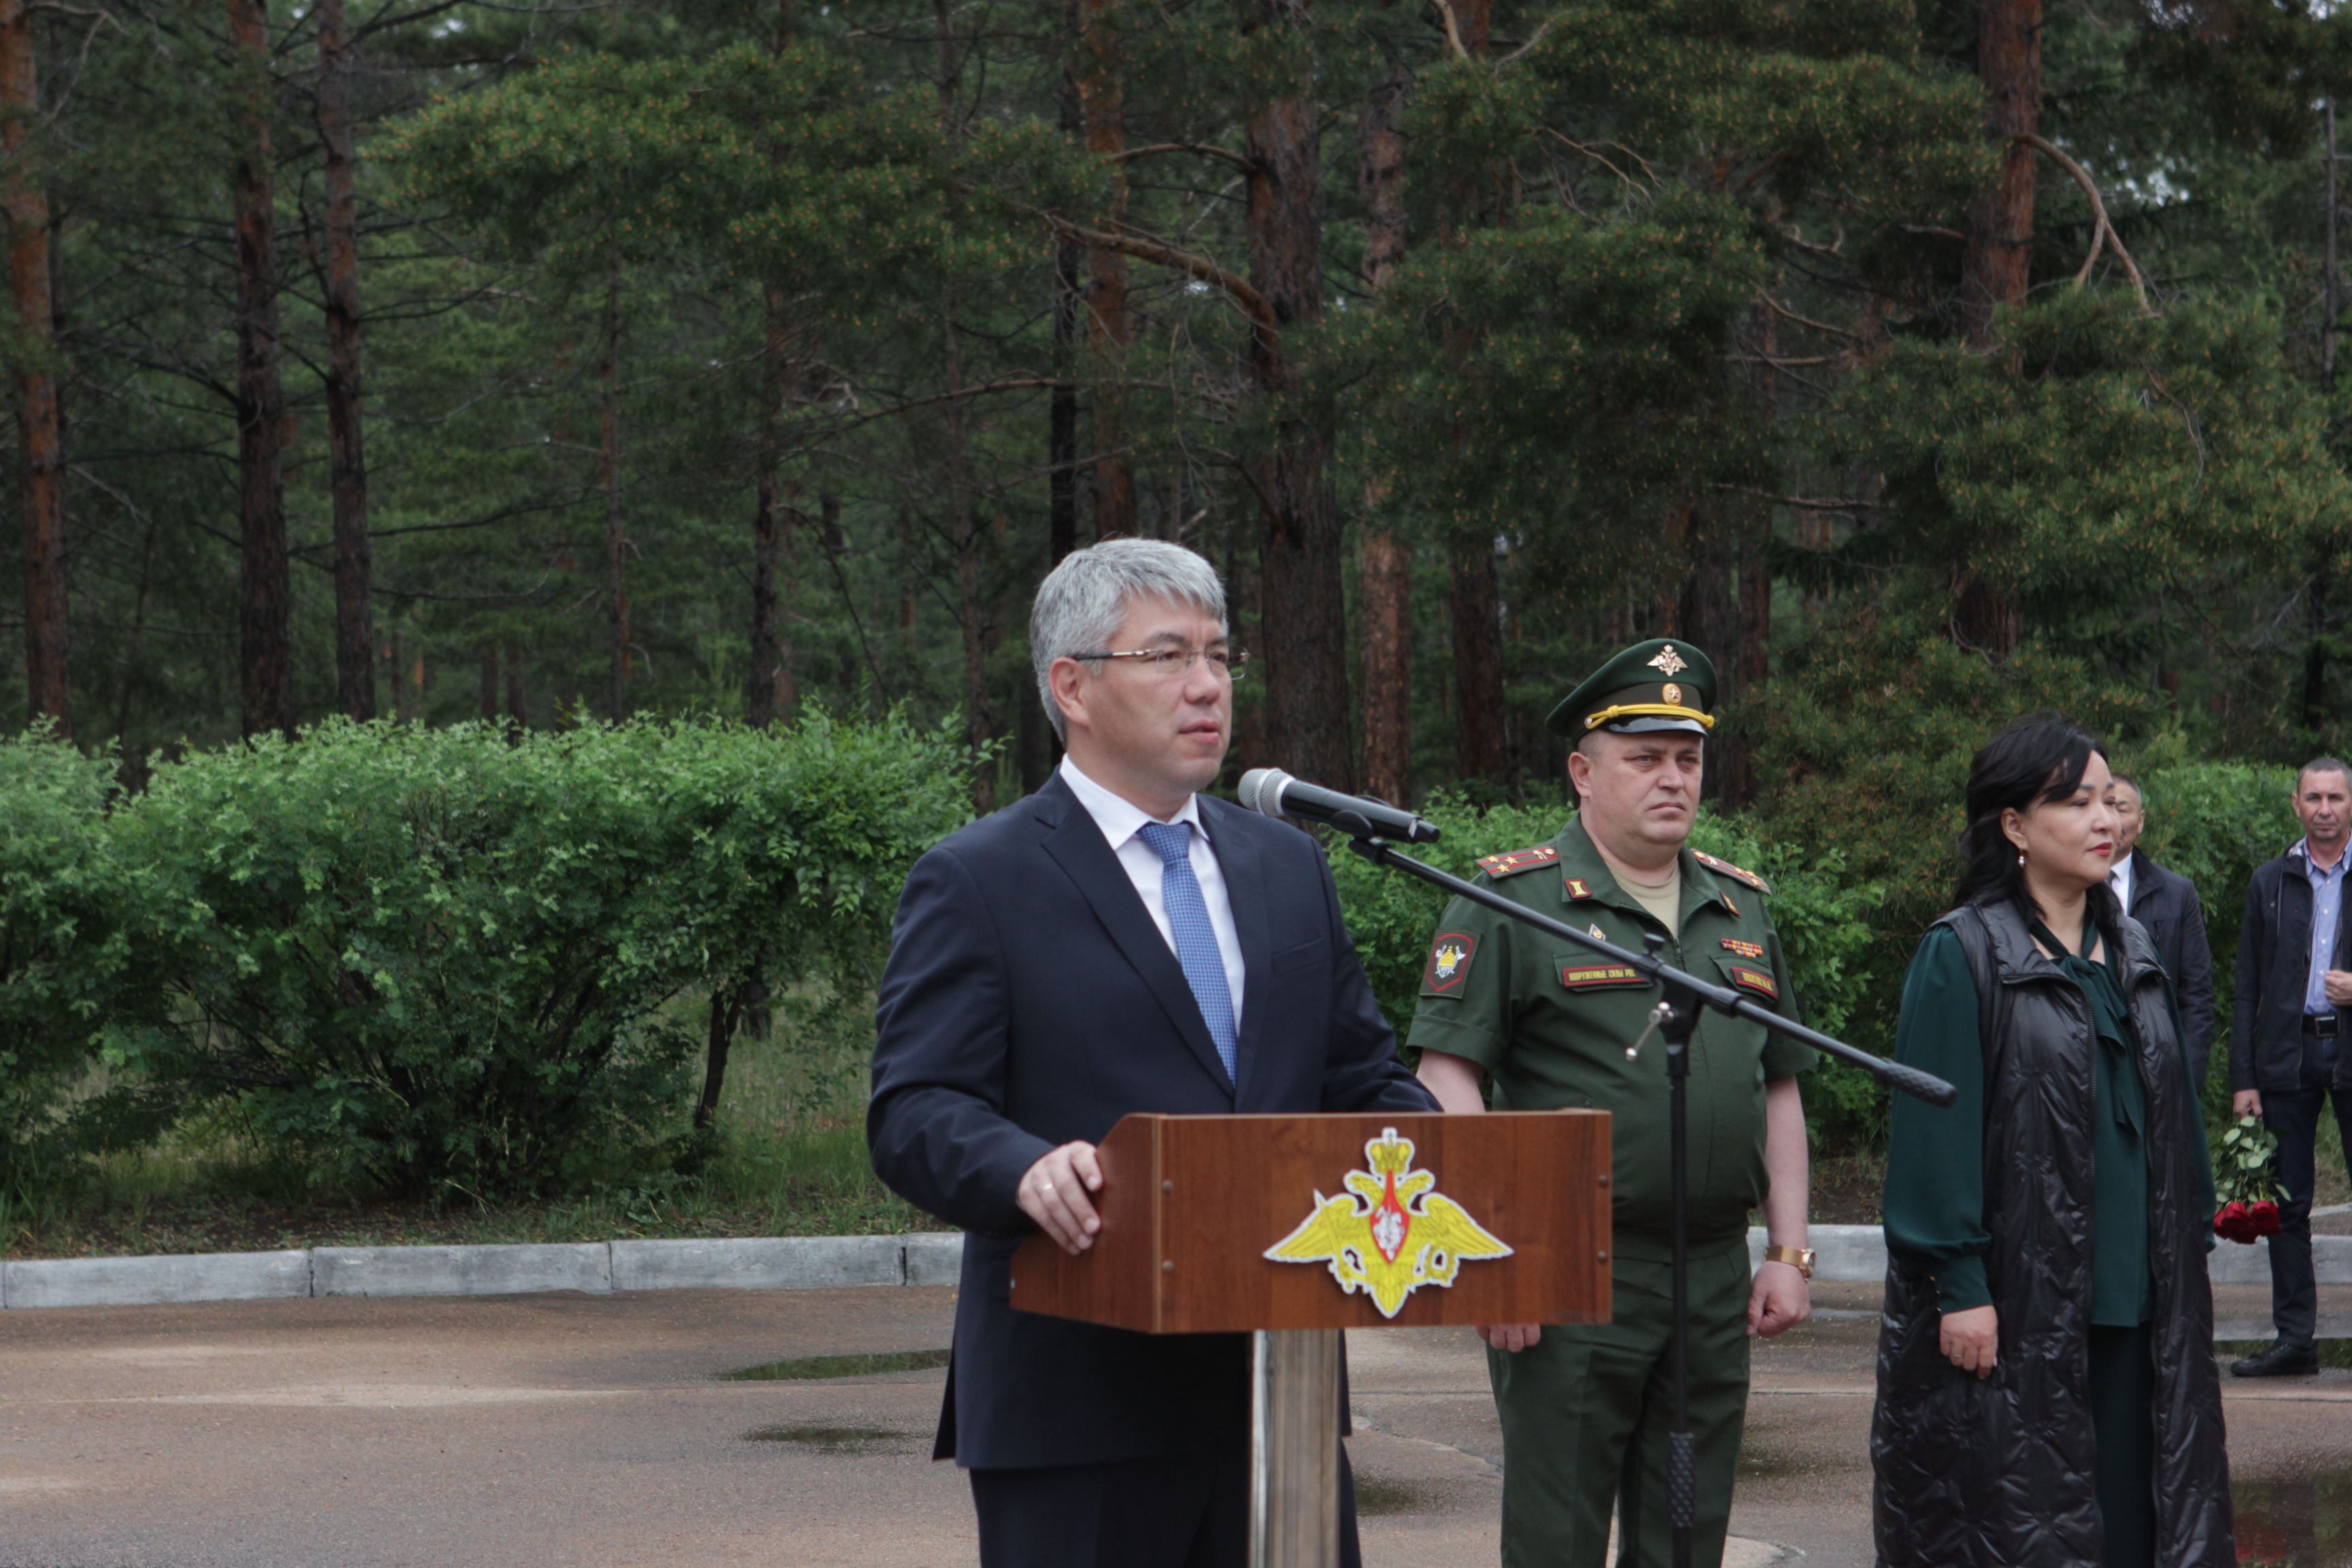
[868,538,1436,1567]
[2105,772,2217,1084]
[2227,758,2352,1377]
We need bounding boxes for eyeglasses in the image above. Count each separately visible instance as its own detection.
[1071,647,1250,681]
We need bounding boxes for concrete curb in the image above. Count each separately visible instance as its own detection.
[1750,1224,2352,1286]
[314,1242,613,1298]
[5,1225,2347,1310]
[0,1235,966,1311]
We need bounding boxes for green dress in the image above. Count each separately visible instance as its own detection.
[1884,914,2198,1568]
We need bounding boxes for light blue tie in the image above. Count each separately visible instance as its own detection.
[1137,821,1239,1083]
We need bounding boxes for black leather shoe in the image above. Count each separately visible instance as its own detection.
[2230,1340,2321,1377]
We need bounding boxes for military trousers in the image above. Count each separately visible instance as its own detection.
[1487,1237,1752,1568]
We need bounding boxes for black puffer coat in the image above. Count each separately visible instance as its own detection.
[1871,900,2232,1568]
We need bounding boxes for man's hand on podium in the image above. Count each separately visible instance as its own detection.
[1019,1141,1106,1254]
[1477,1324,1543,1353]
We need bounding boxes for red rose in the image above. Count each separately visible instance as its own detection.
[2215,1201,2257,1243]
[2250,1200,2283,1238]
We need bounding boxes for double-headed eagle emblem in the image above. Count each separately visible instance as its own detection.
[1262,1128,1512,1318]
[1648,644,1689,677]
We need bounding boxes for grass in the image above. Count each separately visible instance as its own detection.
[1,983,946,1260]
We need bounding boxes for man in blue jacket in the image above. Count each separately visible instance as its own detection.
[2230,757,2352,1377]
[868,538,1436,1566]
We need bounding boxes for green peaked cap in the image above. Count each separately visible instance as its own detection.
[1544,638,1719,739]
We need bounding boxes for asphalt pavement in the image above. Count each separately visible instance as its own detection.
[3,1279,2349,1567]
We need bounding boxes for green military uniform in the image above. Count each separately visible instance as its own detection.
[1407,639,1814,1568]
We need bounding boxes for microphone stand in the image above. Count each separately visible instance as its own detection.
[1333,821,1955,1568]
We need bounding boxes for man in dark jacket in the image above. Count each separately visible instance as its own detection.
[2229,757,2352,1377]
[868,538,1437,1566]
[2106,772,2218,1084]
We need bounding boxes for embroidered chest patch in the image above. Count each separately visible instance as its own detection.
[1423,931,1477,995]
[1725,964,1778,999]
[1720,938,1764,959]
[1559,962,1646,991]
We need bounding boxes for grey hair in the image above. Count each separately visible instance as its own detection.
[1030,538,1228,741]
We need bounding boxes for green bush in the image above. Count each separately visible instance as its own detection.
[1328,790,1878,1128]
[118,711,968,1201]
[0,730,161,1193]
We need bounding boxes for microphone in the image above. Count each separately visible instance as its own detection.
[1236,768,1441,843]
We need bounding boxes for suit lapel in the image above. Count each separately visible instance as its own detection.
[1034,776,1236,1097]
[1206,801,1274,1109]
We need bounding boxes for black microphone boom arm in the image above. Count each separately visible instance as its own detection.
[1339,834,1955,1108]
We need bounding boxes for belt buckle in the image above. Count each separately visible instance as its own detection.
[2315,1015,2340,1038]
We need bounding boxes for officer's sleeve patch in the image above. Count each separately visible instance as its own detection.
[1475,845,1559,879]
[1723,963,1779,1000]
[1422,932,1478,996]
[1558,962,1647,991]
[1693,851,1773,895]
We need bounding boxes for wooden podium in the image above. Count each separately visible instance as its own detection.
[1012,1110,1611,1567]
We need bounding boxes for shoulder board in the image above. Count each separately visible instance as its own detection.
[1476,844,1560,880]
[1693,851,1772,895]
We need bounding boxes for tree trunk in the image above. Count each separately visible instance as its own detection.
[1727,296,1777,808]
[1678,496,1742,800]
[749,288,793,730]
[478,649,497,721]
[1356,67,1411,806]
[1451,538,1505,786]
[600,260,627,720]
[1050,5,1081,563]
[505,648,526,732]
[318,0,374,722]
[939,1,992,812]
[1961,0,2040,348]
[1953,0,2038,655]
[1077,0,1134,536]
[1,0,63,734]
[748,7,798,730]
[1441,0,1507,793]
[2305,560,2332,736]
[231,0,291,739]
[1244,7,1352,791]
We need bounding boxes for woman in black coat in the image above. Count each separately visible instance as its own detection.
[1872,717,2230,1568]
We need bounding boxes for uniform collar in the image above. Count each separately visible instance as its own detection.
[1551,815,1740,921]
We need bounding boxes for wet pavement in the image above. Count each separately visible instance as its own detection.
[1,1279,2347,1566]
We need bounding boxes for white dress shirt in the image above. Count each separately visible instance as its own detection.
[2108,851,2134,915]
[1058,754,1247,1033]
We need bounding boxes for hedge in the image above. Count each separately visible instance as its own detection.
[0,711,970,1200]
[0,726,2307,1200]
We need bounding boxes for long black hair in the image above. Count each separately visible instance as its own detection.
[1953,714,2117,936]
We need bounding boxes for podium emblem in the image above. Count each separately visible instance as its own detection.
[1262,1128,1513,1318]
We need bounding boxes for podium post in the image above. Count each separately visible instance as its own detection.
[1011,1109,1611,1567]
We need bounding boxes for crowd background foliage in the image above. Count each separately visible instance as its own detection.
[6,0,2352,1228]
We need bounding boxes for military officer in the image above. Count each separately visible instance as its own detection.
[1410,638,1815,1568]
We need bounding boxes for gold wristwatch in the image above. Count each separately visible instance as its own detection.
[1763,1245,1815,1280]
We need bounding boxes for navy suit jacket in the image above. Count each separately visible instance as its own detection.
[2120,849,2216,1085]
[867,771,1435,1469]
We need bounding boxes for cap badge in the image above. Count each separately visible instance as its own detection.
[1648,644,1689,678]
[1661,681,1682,704]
